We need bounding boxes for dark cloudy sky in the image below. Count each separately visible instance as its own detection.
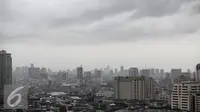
[1,0,200,71]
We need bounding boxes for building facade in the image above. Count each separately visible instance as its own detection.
[171,69,182,81]
[128,68,139,76]
[140,69,150,78]
[196,64,200,81]
[84,71,92,83]
[114,76,145,100]
[171,81,200,111]
[28,64,40,79]
[145,77,156,100]
[94,69,102,80]
[77,66,83,80]
[0,50,12,106]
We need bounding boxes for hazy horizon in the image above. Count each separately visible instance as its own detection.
[1,0,200,71]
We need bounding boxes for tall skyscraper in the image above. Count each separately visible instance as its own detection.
[196,64,200,81]
[129,67,139,76]
[171,69,182,81]
[77,66,83,80]
[0,50,12,106]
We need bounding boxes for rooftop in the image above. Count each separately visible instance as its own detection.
[114,76,145,81]
[197,63,200,69]
[0,50,11,55]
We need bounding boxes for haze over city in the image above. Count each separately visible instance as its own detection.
[1,0,200,112]
[1,0,200,71]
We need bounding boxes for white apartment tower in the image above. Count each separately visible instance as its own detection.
[171,81,200,112]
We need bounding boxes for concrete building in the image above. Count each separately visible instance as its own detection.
[155,89,171,105]
[196,64,200,81]
[77,66,83,80]
[84,71,92,83]
[28,64,40,79]
[0,50,12,106]
[193,93,200,112]
[140,69,150,78]
[120,66,125,76]
[13,66,29,81]
[128,68,139,76]
[96,91,114,98]
[120,66,124,73]
[40,67,48,80]
[182,72,191,80]
[114,76,145,100]
[171,69,182,81]
[145,77,156,100]
[171,81,200,111]
[94,69,102,80]
[160,69,164,74]
[58,71,68,83]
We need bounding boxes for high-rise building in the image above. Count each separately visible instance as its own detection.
[196,64,200,81]
[84,71,92,83]
[94,69,102,81]
[120,66,125,76]
[149,68,155,77]
[0,50,12,106]
[40,67,48,79]
[171,69,182,81]
[77,66,83,80]
[155,69,160,74]
[28,64,40,79]
[58,71,67,82]
[145,77,156,99]
[140,69,150,78]
[120,66,124,72]
[171,81,200,111]
[114,76,145,100]
[160,69,164,74]
[129,68,139,76]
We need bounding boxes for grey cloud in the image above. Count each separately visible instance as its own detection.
[50,0,187,27]
[0,0,200,45]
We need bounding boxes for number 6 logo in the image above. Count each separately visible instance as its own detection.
[7,86,24,108]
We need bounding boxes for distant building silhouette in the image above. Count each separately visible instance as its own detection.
[28,64,40,79]
[77,66,83,80]
[0,50,12,106]
[128,67,139,76]
[140,69,150,78]
[171,69,182,81]
[196,63,200,81]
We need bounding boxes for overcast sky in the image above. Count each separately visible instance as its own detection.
[1,0,200,71]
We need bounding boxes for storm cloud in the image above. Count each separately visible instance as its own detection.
[0,0,200,71]
[0,0,200,45]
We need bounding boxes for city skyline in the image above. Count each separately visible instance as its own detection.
[1,0,200,111]
[11,62,197,73]
[1,0,200,71]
